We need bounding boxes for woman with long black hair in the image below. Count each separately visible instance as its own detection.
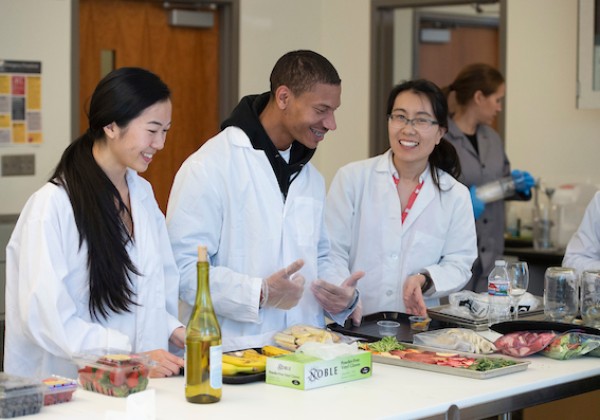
[5,67,185,379]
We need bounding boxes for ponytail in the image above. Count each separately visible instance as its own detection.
[428,138,461,189]
[50,130,138,320]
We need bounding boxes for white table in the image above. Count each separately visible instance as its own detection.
[18,354,600,420]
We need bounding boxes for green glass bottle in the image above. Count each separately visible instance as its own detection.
[185,246,222,403]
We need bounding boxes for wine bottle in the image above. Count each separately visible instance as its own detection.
[185,245,222,403]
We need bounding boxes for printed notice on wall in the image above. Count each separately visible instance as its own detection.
[0,60,42,145]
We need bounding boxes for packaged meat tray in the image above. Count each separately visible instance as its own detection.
[362,338,529,379]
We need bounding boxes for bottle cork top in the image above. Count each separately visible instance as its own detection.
[197,246,208,262]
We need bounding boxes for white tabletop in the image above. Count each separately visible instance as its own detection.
[20,353,600,420]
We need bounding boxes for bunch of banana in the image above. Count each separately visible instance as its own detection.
[261,345,292,357]
[222,349,267,375]
[273,324,340,350]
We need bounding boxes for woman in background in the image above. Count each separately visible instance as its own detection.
[5,67,185,379]
[443,63,534,292]
[325,79,477,321]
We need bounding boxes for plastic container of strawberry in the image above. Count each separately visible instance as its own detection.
[42,375,77,405]
[73,349,151,397]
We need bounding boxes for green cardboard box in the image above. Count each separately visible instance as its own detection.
[265,351,372,390]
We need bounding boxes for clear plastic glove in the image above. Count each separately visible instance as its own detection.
[511,169,535,195]
[311,271,364,314]
[261,259,305,309]
[350,299,363,327]
[403,274,428,316]
[469,185,485,220]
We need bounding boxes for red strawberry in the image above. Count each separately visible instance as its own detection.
[110,369,126,387]
[126,371,139,389]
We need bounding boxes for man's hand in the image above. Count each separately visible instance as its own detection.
[403,274,428,316]
[261,259,306,309]
[311,271,364,314]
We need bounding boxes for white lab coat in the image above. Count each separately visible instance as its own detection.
[167,127,346,352]
[325,150,477,316]
[5,170,182,379]
[563,192,600,273]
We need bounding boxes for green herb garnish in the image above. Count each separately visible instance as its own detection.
[468,357,517,371]
[363,336,406,353]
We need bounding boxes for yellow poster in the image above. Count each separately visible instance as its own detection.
[0,60,42,145]
[27,76,41,110]
[12,121,25,143]
[0,75,9,94]
[0,114,9,128]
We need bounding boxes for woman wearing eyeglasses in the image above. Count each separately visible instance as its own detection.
[325,79,477,321]
[443,64,534,293]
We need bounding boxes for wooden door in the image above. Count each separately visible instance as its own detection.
[417,25,499,89]
[79,0,220,212]
[417,23,499,127]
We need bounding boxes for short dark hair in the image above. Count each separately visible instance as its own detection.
[386,79,461,185]
[269,50,341,96]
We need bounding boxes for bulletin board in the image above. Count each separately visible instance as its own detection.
[0,60,42,145]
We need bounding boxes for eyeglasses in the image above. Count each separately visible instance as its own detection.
[388,114,439,130]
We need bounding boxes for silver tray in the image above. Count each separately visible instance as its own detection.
[372,344,530,379]
[427,305,544,331]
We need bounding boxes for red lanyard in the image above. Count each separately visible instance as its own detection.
[392,174,425,224]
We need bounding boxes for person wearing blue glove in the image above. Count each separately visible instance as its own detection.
[511,169,535,197]
[443,64,533,292]
[469,185,486,220]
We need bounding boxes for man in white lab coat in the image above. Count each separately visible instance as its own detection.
[563,192,600,273]
[167,50,362,351]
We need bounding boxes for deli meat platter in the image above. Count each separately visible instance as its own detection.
[371,344,530,380]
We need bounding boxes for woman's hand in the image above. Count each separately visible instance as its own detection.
[169,326,186,349]
[142,349,184,378]
[403,274,428,316]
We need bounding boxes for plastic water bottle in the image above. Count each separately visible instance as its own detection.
[488,260,511,326]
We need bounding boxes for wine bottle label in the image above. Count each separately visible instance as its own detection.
[210,345,222,389]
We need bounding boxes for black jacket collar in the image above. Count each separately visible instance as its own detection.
[221,93,315,199]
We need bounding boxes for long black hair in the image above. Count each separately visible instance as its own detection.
[386,79,461,189]
[50,67,170,320]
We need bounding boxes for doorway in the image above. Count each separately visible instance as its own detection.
[78,0,238,212]
[415,13,499,89]
[370,0,505,156]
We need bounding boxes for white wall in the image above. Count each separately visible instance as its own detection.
[505,0,600,188]
[1,0,599,217]
[238,0,370,184]
[239,0,600,193]
[0,0,73,215]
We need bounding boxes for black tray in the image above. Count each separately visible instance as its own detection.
[491,319,600,336]
[223,372,265,384]
[327,311,450,343]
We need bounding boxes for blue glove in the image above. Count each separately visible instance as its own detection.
[469,185,485,220]
[511,170,535,196]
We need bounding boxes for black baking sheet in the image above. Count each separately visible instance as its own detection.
[327,311,450,343]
